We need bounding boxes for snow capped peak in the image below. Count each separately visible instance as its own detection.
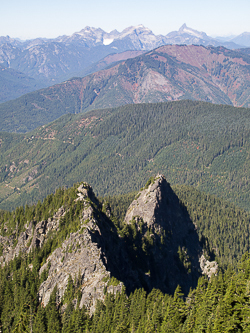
[76,26,93,35]
[178,23,208,39]
[118,25,154,40]
[52,23,219,51]
[74,26,105,37]
[135,24,146,29]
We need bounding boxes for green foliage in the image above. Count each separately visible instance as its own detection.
[0,81,84,133]
[99,191,136,228]
[0,183,81,239]
[107,276,121,287]
[143,176,155,190]
[177,246,192,273]
[174,184,250,269]
[63,275,75,304]
[1,176,250,331]
[0,251,87,332]
[1,100,250,212]
[87,254,250,332]
[102,185,250,271]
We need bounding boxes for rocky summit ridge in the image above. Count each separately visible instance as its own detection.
[37,182,139,313]
[0,176,216,312]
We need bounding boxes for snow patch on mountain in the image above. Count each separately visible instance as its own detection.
[179,24,206,39]
[103,38,114,45]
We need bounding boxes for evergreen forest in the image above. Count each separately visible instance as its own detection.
[1,100,250,212]
[1,100,250,331]
[2,254,250,332]
[0,179,250,331]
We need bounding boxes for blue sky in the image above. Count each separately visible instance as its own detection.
[1,0,250,40]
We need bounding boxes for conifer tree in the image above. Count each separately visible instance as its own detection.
[46,286,61,333]
[33,305,47,333]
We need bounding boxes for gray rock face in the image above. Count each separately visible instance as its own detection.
[0,182,140,313]
[38,183,137,313]
[125,174,168,230]
[0,177,213,311]
[38,226,120,313]
[199,254,218,278]
[124,174,203,295]
[0,206,65,265]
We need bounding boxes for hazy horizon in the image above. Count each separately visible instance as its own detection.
[1,0,249,40]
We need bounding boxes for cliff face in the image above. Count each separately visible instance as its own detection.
[38,183,140,313]
[0,176,214,311]
[124,174,202,295]
[0,206,65,265]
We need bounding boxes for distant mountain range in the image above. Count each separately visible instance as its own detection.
[1,44,250,133]
[0,24,248,102]
[0,63,44,103]
[217,31,250,48]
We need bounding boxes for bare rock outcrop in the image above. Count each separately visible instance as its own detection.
[199,254,218,278]
[0,206,65,265]
[124,174,202,295]
[125,174,169,230]
[38,227,122,314]
[0,177,215,312]
[38,183,138,313]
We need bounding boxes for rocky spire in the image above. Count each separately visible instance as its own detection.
[124,174,203,295]
[0,176,216,313]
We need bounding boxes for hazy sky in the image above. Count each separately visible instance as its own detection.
[1,0,249,40]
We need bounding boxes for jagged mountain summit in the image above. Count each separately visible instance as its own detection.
[178,24,209,38]
[56,24,167,50]
[165,24,241,49]
[123,175,203,293]
[0,24,168,91]
[0,176,210,312]
[165,23,213,45]
[2,43,250,133]
[0,23,244,102]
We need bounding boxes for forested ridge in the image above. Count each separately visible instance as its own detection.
[1,40,250,332]
[2,254,250,332]
[2,44,250,133]
[1,100,250,211]
[1,180,250,331]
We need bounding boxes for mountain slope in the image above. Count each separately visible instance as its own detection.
[0,25,168,88]
[230,32,250,47]
[106,183,250,270]
[75,50,146,78]
[0,174,250,315]
[1,100,250,211]
[166,24,241,49]
[0,176,203,309]
[1,176,250,331]
[0,64,44,103]
[0,24,244,103]
[1,44,250,133]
